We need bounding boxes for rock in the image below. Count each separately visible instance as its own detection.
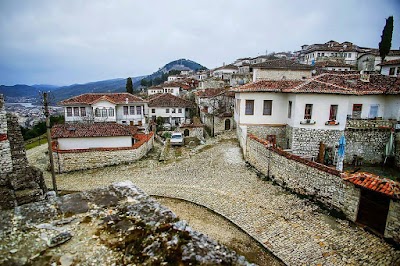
[48,232,72,247]
[59,254,74,266]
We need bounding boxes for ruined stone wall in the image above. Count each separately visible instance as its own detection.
[178,127,204,139]
[385,200,400,242]
[247,125,287,148]
[53,134,154,173]
[0,95,47,209]
[345,129,391,164]
[246,135,361,222]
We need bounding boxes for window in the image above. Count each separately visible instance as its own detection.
[66,107,72,117]
[152,109,155,113]
[245,100,254,115]
[95,108,100,117]
[123,106,128,115]
[80,107,86,117]
[136,106,142,115]
[389,67,396,75]
[130,106,135,115]
[288,101,292,118]
[369,105,379,118]
[353,104,362,112]
[317,53,320,57]
[166,108,170,113]
[321,52,324,56]
[263,100,272,115]
[101,108,107,117]
[73,107,79,116]
[329,105,338,120]
[108,108,114,117]
[397,67,400,75]
[172,108,176,113]
[304,104,313,119]
[178,108,182,113]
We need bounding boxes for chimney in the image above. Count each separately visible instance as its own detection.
[125,98,129,104]
[223,62,225,66]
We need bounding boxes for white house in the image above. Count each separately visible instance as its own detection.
[315,60,353,71]
[148,93,195,126]
[232,73,400,156]
[212,64,238,80]
[59,93,147,127]
[251,59,313,82]
[51,122,137,150]
[379,59,400,77]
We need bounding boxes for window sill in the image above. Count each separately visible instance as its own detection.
[325,120,340,126]
[300,120,316,125]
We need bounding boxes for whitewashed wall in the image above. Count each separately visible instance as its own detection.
[347,95,386,119]
[58,136,132,150]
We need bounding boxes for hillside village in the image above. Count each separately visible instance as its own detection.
[1,40,400,265]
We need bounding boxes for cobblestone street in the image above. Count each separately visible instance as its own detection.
[27,133,400,265]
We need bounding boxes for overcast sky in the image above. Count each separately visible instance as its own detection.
[0,0,399,86]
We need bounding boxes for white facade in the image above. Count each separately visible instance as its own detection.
[381,64,400,77]
[303,51,357,65]
[162,86,180,96]
[149,106,187,125]
[234,92,398,131]
[57,136,132,150]
[64,102,147,126]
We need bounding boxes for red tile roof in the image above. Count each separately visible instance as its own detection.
[232,73,400,95]
[148,93,196,108]
[378,59,400,66]
[60,93,145,105]
[343,172,400,199]
[252,59,313,70]
[51,123,137,138]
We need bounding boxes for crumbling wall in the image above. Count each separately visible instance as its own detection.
[396,132,400,168]
[0,95,47,210]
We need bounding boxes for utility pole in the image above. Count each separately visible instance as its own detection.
[43,92,58,195]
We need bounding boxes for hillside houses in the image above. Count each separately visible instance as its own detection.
[233,73,400,163]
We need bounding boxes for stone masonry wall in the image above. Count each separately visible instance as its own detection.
[345,129,391,164]
[385,200,400,242]
[289,127,343,158]
[248,125,287,148]
[53,134,154,173]
[395,132,400,168]
[0,94,47,210]
[246,135,361,222]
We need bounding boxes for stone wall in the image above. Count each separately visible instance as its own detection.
[246,135,360,221]
[0,94,47,210]
[345,129,391,164]
[289,127,343,157]
[395,132,400,168]
[254,69,311,81]
[178,126,204,139]
[247,125,287,148]
[385,200,400,242]
[53,134,154,173]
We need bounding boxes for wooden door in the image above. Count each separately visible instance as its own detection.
[356,189,390,235]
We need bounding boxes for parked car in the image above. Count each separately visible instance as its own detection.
[170,132,184,146]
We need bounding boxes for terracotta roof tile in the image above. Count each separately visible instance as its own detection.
[252,59,313,70]
[148,93,195,108]
[51,123,137,138]
[232,73,400,95]
[343,172,400,199]
[60,93,145,105]
[378,59,400,66]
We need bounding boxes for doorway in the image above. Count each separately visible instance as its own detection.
[225,119,231,130]
[356,189,390,235]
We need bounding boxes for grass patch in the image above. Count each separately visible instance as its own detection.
[25,134,47,150]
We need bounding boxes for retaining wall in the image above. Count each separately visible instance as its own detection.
[246,134,360,221]
[52,133,154,173]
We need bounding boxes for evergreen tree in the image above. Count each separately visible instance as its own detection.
[126,77,133,94]
[140,79,148,87]
[379,16,394,62]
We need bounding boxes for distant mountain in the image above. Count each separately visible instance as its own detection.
[1,58,206,104]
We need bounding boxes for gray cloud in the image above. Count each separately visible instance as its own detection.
[0,0,399,85]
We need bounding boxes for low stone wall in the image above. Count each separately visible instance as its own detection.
[346,119,395,129]
[385,200,400,242]
[236,125,247,155]
[247,125,287,148]
[53,133,154,173]
[178,126,204,139]
[246,134,360,221]
[345,129,391,164]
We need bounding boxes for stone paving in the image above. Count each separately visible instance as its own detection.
[27,132,400,265]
